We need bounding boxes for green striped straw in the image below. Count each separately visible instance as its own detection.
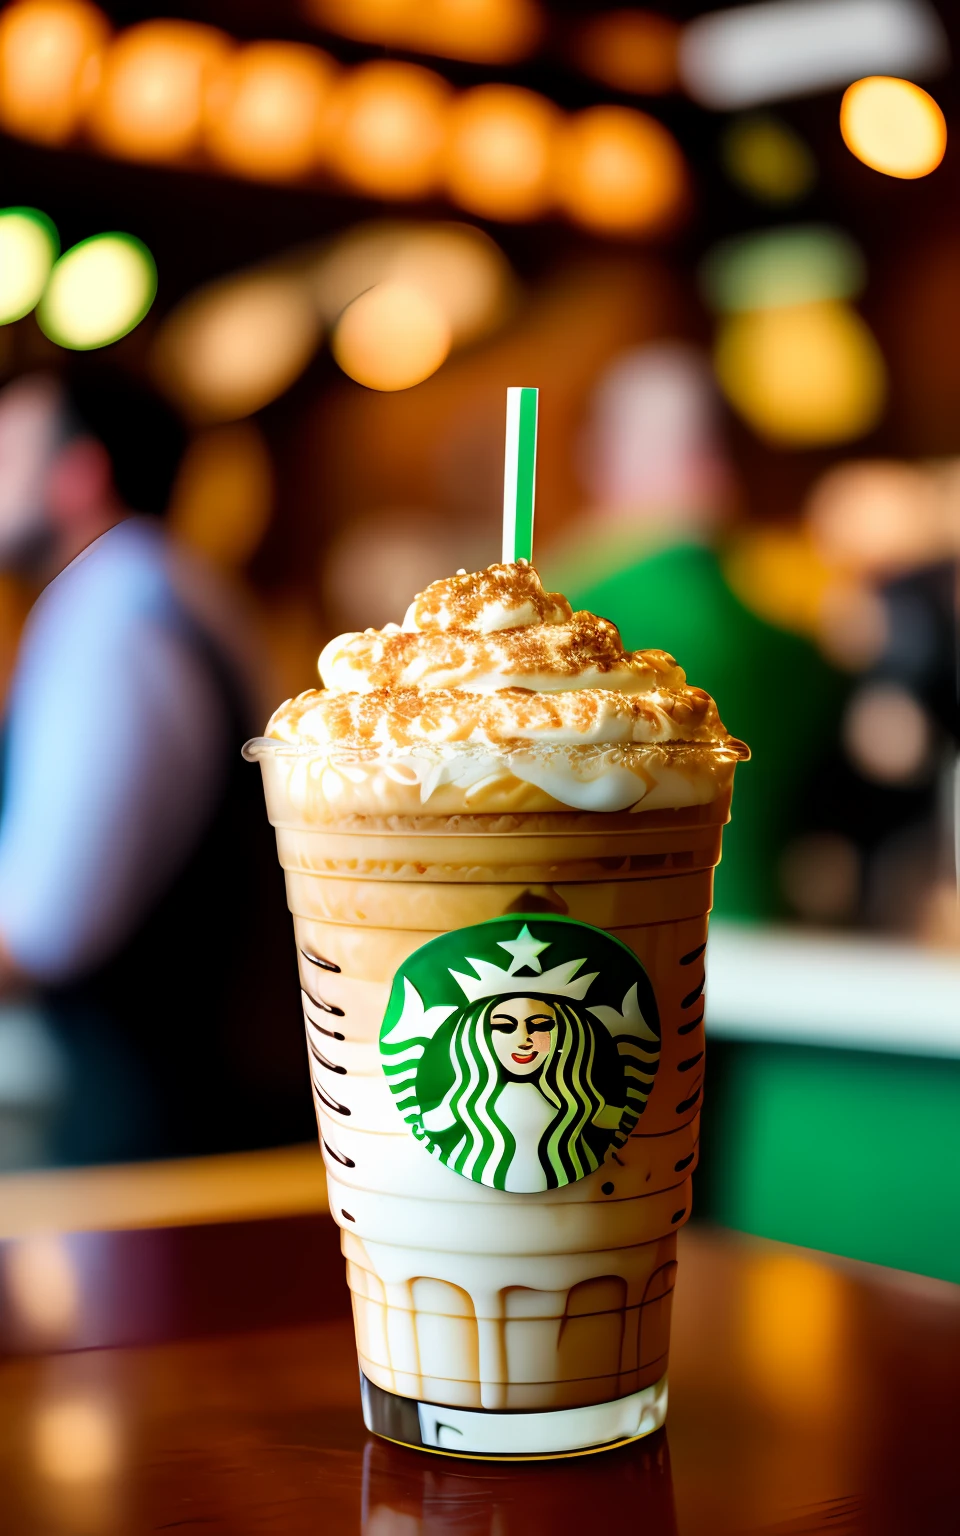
[502,386,538,564]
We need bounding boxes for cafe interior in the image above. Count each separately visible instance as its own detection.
[0,0,957,1530]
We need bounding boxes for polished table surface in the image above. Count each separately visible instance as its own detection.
[1,1212,958,1536]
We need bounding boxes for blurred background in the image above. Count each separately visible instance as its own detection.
[0,0,955,1278]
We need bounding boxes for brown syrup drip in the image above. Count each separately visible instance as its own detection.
[313,1080,350,1116]
[307,1038,346,1075]
[321,1138,355,1168]
[300,985,344,1019]
[300,948,341,973]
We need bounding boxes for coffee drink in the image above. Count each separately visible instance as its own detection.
[247,561,746,1457]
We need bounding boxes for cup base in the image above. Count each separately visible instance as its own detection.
[359,1371,668,1460]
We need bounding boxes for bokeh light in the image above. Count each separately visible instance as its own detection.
[722,527,833,637]
[312,221,512,347]
[444,85,559,222]
[0,207,59,324]
[169,423,273,568]
[700,226,865,315]
[203,42,336,182]
[714,301,886,447]
[574,10,680,95]
[779,833,861,923]
[805,459,943,577]
[325,61,451,200]
[721,114,817,204]
[4,1235,79,1340]
[152,270,320,421]
[0,0,108,146]
[581,341,732,524]
[679,1,949,112]
[37,232,157,350]
[87,19,230,163]
[843,682,932,784]
[840,76,946,180]
[554,106,686,236]
[305,0,541,64]
[332,282,451,391]
[33,1397,120,1484]
[741,1253,846,1419]
[816,580,888,672]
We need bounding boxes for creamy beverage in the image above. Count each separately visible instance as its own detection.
[246,560,747,1458]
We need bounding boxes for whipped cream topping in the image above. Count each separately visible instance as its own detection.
[401,561,571,634]
[319,614,688,697]
[261,562,746,814]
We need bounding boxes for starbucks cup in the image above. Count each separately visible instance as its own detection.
[245,733,739,1460]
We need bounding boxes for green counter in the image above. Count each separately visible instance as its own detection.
[699,1040,960,1284]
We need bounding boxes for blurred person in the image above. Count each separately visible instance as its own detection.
[801,461,960,942]
[545,342,846,920]
[0,367,312,1165]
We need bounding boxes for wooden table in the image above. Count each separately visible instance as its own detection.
[1,1211,957,1536]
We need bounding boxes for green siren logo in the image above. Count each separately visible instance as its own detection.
[380,915,660,1192]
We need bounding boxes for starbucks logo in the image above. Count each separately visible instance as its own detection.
[380,915,660,1193]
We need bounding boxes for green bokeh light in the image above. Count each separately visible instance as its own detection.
[37,232,157,351]
[0,207,60,325]
[700,225,866,316]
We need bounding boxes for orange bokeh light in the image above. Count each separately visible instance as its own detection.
[411,0,541,63]
[325,61,451,201]
[87,19,231,163]
[0,0,109,146]
[204,42,336,182]
[332,281,451,391]
[444,84,559,221]
[575,10,680,95]
[555,105,686,236]
[306,0,541,64]
[840,76,946,180]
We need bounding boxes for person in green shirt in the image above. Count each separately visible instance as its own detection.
[546,344,845,921]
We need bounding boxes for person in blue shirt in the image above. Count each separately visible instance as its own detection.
[0,366,311,1164]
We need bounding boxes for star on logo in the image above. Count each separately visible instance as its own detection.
[498,924,550,976]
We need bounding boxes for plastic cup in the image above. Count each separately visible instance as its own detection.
[248,738,732,1459]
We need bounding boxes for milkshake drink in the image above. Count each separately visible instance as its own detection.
[246,561,747,1459]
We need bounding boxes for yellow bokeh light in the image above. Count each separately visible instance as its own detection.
[575,10,679,95]
[715,300,886,447]
[169,423,273,568]
[444,85,559,222]
[38,232,156,351]
[87,19,230,163]
[325,61,451,200]
[306,0,541,64]
[723,527,834,637]
[332,281,451,391]
[721,114,817,205]
[0,0,108,146]
[840,76,946,179]
[203,42,336,182]
[0,207,59,324]
[555,105,686,236]
[153,270,320,421]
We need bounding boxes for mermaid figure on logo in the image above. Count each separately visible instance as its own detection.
[381,921,661,1193]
